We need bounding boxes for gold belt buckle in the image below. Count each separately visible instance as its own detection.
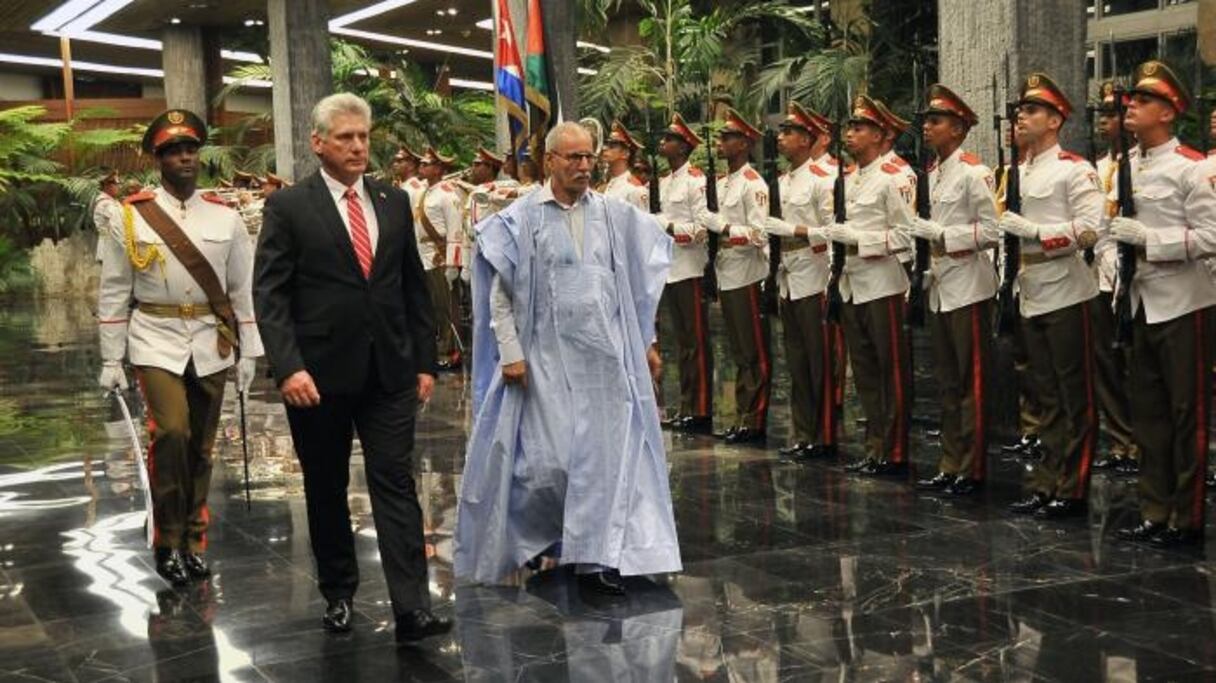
[179,303,196,318]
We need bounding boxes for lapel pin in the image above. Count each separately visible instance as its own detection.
[379,192,386,199]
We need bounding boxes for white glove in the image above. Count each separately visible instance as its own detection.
[997,212,1039,239]
[460,266,471,284]
[826,223,860,246]
[98,361,128,391]
[907,217,946,243]
[236,357,257,395]
[1110,216,1149,247]
[444,267,459,284]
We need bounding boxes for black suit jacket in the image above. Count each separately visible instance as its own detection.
[254,171,436,395]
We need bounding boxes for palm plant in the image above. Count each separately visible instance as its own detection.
[578,0,823,125]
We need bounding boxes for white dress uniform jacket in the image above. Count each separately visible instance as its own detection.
[884,151,918,265]
[1014,144,1103,318]
[764,157,833,300]
[97,186,263,377]
[926,148,1000,313]
[1110,138,1216,324]
[602,170,650,212]
[709,163,770,291]
[656,161,712,284]
[839,156,914,304]
[416,180,464,271]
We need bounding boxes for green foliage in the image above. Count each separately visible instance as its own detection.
[0,235,33,293]
[0,105,139,254]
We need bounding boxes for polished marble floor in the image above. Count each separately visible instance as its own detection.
[3,298,1216,682]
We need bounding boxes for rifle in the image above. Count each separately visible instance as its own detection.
[826,120,847,324]
[648,132,662,214]
[996,100,1021,337]
[908,111,931,329]
[763,128,782,314]
[1082,104,1098,265]
[992,72,1005,190]
[702,123,720,299]
[1112,86,1137,348]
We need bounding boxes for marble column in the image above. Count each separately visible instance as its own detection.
[268,0,332,181]
[161,26,207,121]
[938,0,1088,162]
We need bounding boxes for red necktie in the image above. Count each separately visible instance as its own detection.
[345,187,373,278]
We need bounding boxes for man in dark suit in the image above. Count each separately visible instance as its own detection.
[254,92,450,643]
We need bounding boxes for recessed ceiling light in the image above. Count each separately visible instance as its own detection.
[447,8,458,15]
[169,17,181,24]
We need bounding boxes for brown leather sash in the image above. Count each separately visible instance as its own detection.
[415,187,446,267]
[132,200,239,359]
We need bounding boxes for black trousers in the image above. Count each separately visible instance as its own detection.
[285,358,430,618]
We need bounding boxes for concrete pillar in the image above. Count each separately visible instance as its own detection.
[268,0,332,181]
[162,26,208,120]
[938,0,1088,163]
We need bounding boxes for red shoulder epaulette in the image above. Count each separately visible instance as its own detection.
[201,192,228,206]
[743,168,761,181]
[1175,145,1204,161]
[628,175,644,186]
[123,191,155,204]
[881,162,901,175]
[825,156,839,166]
[959,152,981,166]
[892,155,909,167]
[688,167,704,177]
[1057,150,1085,162]
[809,165,829,177]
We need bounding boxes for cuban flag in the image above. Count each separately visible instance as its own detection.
[495,0,528,160]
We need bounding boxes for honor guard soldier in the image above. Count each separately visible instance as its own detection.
[705,108,773,445]
[1111,61,1216,547]
[766,103,837,458]
[999,73,1103,519]
[97,109,262,585]
[905,85,999,496]
[601,120,650,211]
[874,100,919,277]
[93,169,123,262]
[656,114,715,435]
[416,147,465,371]
[393,147,427,208]
[466,148,520,231]
[829,95,915,476]
[261,172,290,199]
[1089,81,1139,475]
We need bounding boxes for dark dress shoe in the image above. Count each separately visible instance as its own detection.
[1116,520,1167,543]
[1149,527,1204,549]
[1208,471,1216,488]
[681,416,714,435]
[916,472,955,490]
[804,443,838,459]
[1008,492,1050,515]
[860,460,907,477]
[395,609,452,643]
[945,478,982,496]
[1092,455,1118,470]
[154,548,190,586]
[844,458,877,473]
[1002,434,1039,454]
[713,426,739,440]
[660,414,684,429]
[778,442,810,457]
[1035,498,1085,519]
[1116,459,1140,476]
[578,570,626,597]
[323,598,354,633]
[725,428,766,445]
[181,552,210,580]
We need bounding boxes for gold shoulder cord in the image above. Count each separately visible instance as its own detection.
[122,204,166,272]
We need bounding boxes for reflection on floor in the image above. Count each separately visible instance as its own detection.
[2,298,1216,682]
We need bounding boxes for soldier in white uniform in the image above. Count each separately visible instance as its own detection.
[600,120,650,211]
[705,109,773,445]
[829,95,915,477]
[97,109,262,585]
[1089,82,1139,475]
[92,169,123,262]
[656,114,715,435]
[999,73,1103,519]
[392,147,427,209]
[416,147,465,371]
[765,103,836,458]
[905,85,999,496]
[1111,61,1216,548]
[875,100,918,276]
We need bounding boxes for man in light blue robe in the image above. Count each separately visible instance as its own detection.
[456,122,682,595]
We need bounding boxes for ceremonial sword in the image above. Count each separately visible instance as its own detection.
[108,387,155,548]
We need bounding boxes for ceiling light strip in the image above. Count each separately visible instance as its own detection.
[329,0,418,29]
[331,27,493,60]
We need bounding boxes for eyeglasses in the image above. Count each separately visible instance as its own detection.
[550,151,597,165]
